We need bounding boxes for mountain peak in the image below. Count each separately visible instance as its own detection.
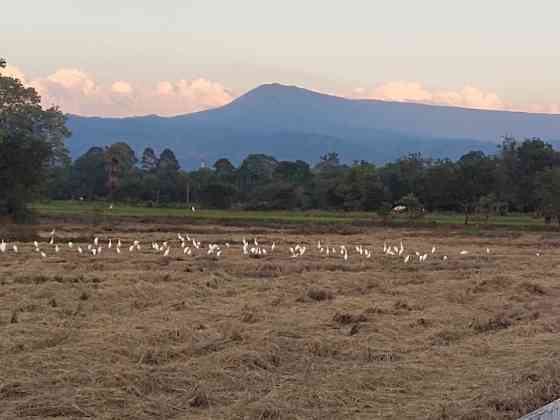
[229,83,337,109]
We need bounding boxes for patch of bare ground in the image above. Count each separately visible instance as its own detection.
[1,222,560,419]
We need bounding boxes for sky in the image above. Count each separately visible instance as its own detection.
[2,1,560,117]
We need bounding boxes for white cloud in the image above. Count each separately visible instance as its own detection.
[3,66,234,117]
[2,65,27,83]
[370,81,434,103]
[111,81,133,94]
[354,81,506,111]
[151,78,234,115]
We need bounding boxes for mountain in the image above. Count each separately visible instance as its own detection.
[66,84,560,168]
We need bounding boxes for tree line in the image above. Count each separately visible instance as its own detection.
[45,138,560,224]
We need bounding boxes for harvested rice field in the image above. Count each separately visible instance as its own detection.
[1,220,560,419]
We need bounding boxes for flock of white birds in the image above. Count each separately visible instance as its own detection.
[0,227,519,264]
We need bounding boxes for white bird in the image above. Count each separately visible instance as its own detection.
[460,250,469,255]
[93,237,99,247]
[77,247,83,254]
[108,239,112,249]
[0,241,6,253]
[486,247,491,254]
[271,242,276,252]
[116,247,121,254]
[163,248,170,257]
[68,241,74,249]
[191,206,196,212]
[49,236,54,245]
[40,251,47,258]
[404,255,410,263]
[49,229,55,237]
[12,245,18,253]
[54,245,60,253]
[431,246,436,254]
[443,255,448,261]
[129,245,134,252]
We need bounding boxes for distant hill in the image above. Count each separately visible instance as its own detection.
[66,83,560,168]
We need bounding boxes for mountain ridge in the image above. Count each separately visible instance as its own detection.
[66,83,560,168]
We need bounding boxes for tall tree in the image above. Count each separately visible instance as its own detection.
[104,142,138,198]
[537,168,560,224]
[214,158,235,178]
[71,147,107,199]
[455,151,496,224]
[0,59,70,220]
[158,148,180,173]
[141,147,159,172]
[238,154,278,193]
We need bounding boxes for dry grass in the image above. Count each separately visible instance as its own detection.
[1,221,560,419]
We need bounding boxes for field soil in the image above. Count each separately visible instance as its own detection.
[1,220,560,419]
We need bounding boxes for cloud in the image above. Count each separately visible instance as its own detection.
[111,81,133,94]
[2,65,27,83]
[354,81,506,111]
[151,78,235,115]
[524,103,560,115]
[4,66,234,117]
[369,81,434,103]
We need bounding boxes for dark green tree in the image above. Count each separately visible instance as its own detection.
[537,168,560,224]
[71,147,107,200]
[455,151,496,224]
[141,147,159,172]
[213,158,236,179]
[238,154,278,193]
[104,142,138,197]
[0,59,70,220]
[158,148,180,173]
